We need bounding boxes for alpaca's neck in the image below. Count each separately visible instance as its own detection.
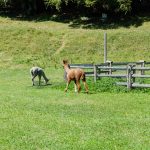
[64,65,70,73]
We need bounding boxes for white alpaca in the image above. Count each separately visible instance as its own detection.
[30,67,49,86]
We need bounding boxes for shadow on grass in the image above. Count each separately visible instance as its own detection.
[27,81,52,89]
[0,11,150,29]
[68,15,150,29]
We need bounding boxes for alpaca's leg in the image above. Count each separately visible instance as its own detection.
[82,74,88,93]
[76,81,81,93]
[65,79,71,92]
[83,81,88,93]
[74,80,77,93]
[38,75,41,86]
[42,71,49,84]
[30,70,35,86]
[32,75,37,86]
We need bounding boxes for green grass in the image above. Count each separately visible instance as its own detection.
[0,68,150,150]
[0,15,150,149]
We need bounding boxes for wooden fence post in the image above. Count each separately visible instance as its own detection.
[94,65,97,82]
[132,67,136,84]
[139,60,145,75]
[106,60,113,74]
[127,65,131,90]
[127,64,136,90]
[97,67,101,80]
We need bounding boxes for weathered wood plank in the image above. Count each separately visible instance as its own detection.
[113,62,137,65]
[97,66,127,70]
[132,83,150,88]
[133,67,150,70]
[116,82,128,86]
[70,64,93,68]
[97,74,127,78]
[116,82,150,88]
[132,74,150,78]
[85,74,94,77]
[85,72,94,74]
[70,66,94,69]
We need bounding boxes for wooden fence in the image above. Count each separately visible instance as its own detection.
[70,60,150,89]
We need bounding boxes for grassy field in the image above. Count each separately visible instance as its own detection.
[0,14,150,149]
[0,68,150,150]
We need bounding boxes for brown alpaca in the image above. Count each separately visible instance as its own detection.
[63,60,88,93]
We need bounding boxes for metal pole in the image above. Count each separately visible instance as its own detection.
[104,32,107,63]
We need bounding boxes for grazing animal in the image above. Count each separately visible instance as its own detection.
[63,60,88,93]
[30,66,49,86]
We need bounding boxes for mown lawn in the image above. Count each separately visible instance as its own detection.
[0,68,150,150]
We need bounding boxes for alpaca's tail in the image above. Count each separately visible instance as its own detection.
[80,72,86,81]
[81,73,88,93]
[81,73,86,82]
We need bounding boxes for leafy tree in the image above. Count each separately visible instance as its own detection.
[44,0,132,14]
[0,0,10,8]
[0,0,149,16]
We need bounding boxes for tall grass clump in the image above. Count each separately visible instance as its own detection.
[50,77,150,94]
[50,78,127,93]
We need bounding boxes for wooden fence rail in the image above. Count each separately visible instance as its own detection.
[69,61,150,89]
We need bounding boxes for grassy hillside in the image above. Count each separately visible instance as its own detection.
[0,15,150,69]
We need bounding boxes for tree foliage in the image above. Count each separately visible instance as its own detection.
[43,0,132,15]
[0,0,10,8]
[0,0,149,15]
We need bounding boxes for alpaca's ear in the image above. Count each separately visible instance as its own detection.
[63,60,68,64]
[63,60,65,64]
